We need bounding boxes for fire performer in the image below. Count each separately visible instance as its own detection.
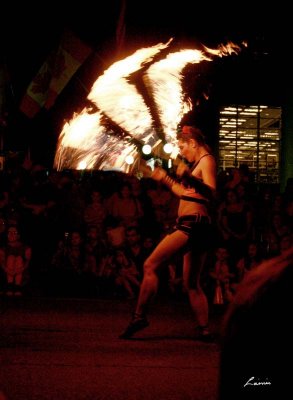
[119,125,217,340]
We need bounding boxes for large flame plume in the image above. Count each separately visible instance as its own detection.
[54,40,242,173]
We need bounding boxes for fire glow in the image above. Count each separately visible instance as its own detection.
[54,40,242,172]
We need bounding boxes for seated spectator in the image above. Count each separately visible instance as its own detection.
[124,226,152,280]
[106,182,143,227]
[0,224,31,296]
[261,231,280,259]
[84,225,107,274]
[84,190,107,234]
[96,252,119,297]
[104,216,126,249]
[114,248,140,299]
[83,225,108,296]
[279,233,292,254]
[270,212,291,242]
[208,246,235,305]
[51,230,85,296]
[236,241,263,282]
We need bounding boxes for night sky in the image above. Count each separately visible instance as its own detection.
[1,0,291,165]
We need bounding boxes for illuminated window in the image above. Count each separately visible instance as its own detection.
[218,105,281,183]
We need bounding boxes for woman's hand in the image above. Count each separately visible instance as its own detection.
[151,167,167,181]
[176,161,190,178]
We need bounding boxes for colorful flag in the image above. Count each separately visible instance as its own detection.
[20,30,92,118]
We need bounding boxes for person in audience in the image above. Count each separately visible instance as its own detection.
[84,225,107,272]
[124,226,152,280]
[218,188,253,265]
[114,248,141,299]
[0,224,31,296]
[167,252,184,298]
[104,215,126,249]
[270,212,291,242]
[236,240,263,282]
[279,233,292,254]
[261,231,280,259]
[208,246,234,306]
[146,180,174,232]
[0,214,6,246]
[83,225,108,296]
[106,182,143,227]
[96,251,119,297]
[84,190,107,234]
[51,230,85,296]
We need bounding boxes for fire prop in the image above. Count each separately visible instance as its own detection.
[54,40,242,174]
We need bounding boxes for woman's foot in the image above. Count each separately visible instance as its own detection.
[119,314,149,339]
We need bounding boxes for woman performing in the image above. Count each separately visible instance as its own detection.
[119,125,217,340]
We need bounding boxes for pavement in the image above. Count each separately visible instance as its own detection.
[0,296,221,400]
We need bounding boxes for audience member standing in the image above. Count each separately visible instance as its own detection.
[218,189,253,265]
[106,182,143,228]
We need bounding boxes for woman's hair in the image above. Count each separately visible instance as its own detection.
[177,126,206,145]
[177,125,212,153]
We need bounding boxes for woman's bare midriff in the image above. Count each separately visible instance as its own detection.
[178,199,208,217]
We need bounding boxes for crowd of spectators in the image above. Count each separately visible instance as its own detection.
[0,158,292,313]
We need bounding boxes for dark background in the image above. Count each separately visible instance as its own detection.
[1,0,291,166]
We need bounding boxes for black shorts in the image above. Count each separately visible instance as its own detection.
[175,214,214,251]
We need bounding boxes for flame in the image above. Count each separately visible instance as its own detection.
[54,40,243,173]
[144,49,212,155]
[88,40,172,146]
[203,41,243,57]
[54,108,138,172]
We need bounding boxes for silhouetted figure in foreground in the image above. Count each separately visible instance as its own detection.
[219,247,293,400]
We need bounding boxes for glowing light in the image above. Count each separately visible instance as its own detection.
[125,155,134,165]
[142,144,152,155]
[163,143,173,154]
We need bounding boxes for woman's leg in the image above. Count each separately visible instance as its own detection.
[183,250,209,328]
[119,230,188,338]
[135,230,188,316]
